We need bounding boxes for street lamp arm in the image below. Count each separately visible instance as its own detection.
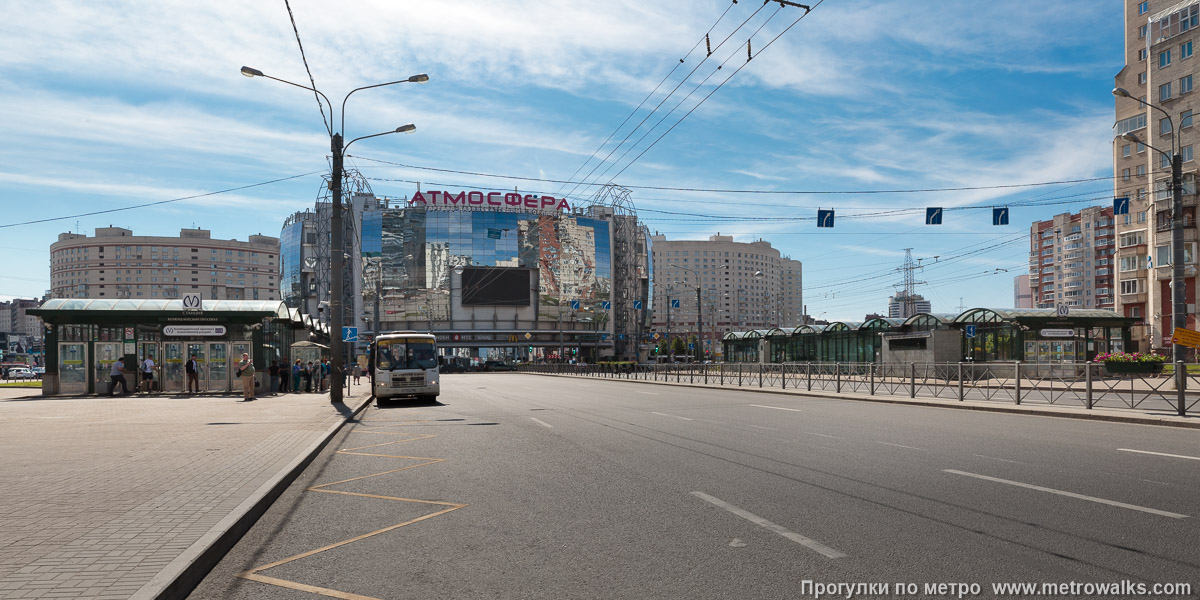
[344,125,417,152]
[341,75,430,138]
[1113,87,1176,154]
[1122,132,1172,161]
[241,67,334,136]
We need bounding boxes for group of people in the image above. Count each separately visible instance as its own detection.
[107,353,351,402]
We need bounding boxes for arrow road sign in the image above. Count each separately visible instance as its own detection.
[633,300,643,310]
[570,300,580,309]
[671,299,680,308]
[926,207,942,225]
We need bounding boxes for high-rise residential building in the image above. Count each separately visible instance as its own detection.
[48,227,280,301]
[1027,207,1117,312]
[1113,0,1200,353]
[649,234,802,357]
[0,299,41,337]
[886,292,931,319]
[1013,274,1034,308]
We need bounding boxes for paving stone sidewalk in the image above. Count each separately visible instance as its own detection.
[0,386,371,600]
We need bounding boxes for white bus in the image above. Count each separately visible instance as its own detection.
[370,332,440,402]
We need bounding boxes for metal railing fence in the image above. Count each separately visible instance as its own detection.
[517,362,1195,417]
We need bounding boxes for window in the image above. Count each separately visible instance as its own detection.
[1161,50,1173,67]
[1123,168,1131,181]
[1185,145,1195,162]
[1138,164,1147,176]
[1123,144,1132,157]
[1139,211,1147,223]
[1161,82,1173,101]
[1139,71,1147,84]
[1138,142,1146,153]
[1119,231,1146,247]
[1140,24,1149,38]
[1139,48,1148,61]
[1183,75,1194,94]
[1139,1,1148,15]
[1121,279,1142,294]
[1162,153,1172,168]
[1184,40,1195,59]
[1184,110,1195,128]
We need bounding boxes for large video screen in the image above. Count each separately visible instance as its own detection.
[461,267,531,306]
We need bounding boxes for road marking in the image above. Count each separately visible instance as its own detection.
[636,390,659,395]
[651,411,693,421]
[878,441,924,451]
[972,454,1025,464]
[691,491,847,559]
[530,417,554,428]
[943,469,1188,519]
[1118,448,1200,462]
[749,404,802,412]
[805,432,841,439]
[748,424,778,431]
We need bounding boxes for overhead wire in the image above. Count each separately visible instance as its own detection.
[282,0,332,137]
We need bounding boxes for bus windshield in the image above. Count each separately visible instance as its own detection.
[377,340,438,370]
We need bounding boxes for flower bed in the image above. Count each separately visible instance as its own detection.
[1097,352,1166,375]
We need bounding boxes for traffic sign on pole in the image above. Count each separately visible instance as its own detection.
[342,327,358,342]
[964,325,976,338]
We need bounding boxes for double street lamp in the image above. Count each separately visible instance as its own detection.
[675,265,705,362]
[1113,87,1186,363]
[242,66,427,403]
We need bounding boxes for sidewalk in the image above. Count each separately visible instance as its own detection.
[0,385,373,600]
[530,372,1200,429]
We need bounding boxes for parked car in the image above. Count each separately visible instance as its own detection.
[6,367,37,380]
[440,363,467,374]
[31,367,45,379]
[484,361,517,372]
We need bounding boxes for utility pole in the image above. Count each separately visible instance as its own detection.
[330,133,345,404]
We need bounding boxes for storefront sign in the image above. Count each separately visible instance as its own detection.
[883,332,931,340]
[408,190,570,212]
[1039,329,1075,338]
[164,325,227,336]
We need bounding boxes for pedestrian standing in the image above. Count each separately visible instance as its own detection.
[320,358,330,392]
[237,352,256,401]
[304,361,314,392]
[139,355,156,394]
[269,361,280,395]
[352,363,361,384]
[109,357,130,396]
[185,354,200,394]
[292,359,303,393]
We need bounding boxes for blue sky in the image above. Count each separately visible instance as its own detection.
[0,0,1124,321]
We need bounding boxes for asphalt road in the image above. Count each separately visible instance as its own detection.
[189,373,1200,599]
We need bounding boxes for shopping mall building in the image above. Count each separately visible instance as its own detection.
[281,188,652,363]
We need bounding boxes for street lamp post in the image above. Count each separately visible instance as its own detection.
[676,266,705,362]
[1113,87,1186,364]
[241,66,426,403]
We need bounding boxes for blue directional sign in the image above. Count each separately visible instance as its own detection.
[926,207,942,225]
[633,300,643,310]
[671,299,680,308]
[688,343,695,350]
[1114,196,1130,215]
[601,301,611,310]
[342,326,358,342]
[618,334,626,341]
[600,334,609,341]
[964,325,976,339]
[570,300,580,309]
[992,207,1009,226]
[817,209,835,228]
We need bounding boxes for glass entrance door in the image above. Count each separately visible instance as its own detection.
[163,343,184,393]
[207,342,228,392]
[138,342,159,392]
[58,343,87,395]
[186,343,207,391]
[94,342,123,395]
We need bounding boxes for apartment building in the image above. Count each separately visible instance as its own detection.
[49,227,280,301]
[650,234,802,357]
[1028,207,1117,312]
[886,291,932,319]
[1113,0,1200,352]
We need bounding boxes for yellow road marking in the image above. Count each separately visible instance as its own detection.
[236,407,466,600]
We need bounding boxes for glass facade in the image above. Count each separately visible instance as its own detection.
[280,219,304,308]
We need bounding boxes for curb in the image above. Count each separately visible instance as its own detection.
[130,393,376,600]
[527,372,1200,430]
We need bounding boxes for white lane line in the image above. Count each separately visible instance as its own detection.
[1118,448,1200,462]
[878,441,924,451]
[651,411,693,421]
[530,417,554,428]
[805,432,842,439]
[748,424,778,431]
[943,469,1188,519]
[636,390,659,395]
[749,404,802,412]
[972,454,1026,464]
[691,491,847,559]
